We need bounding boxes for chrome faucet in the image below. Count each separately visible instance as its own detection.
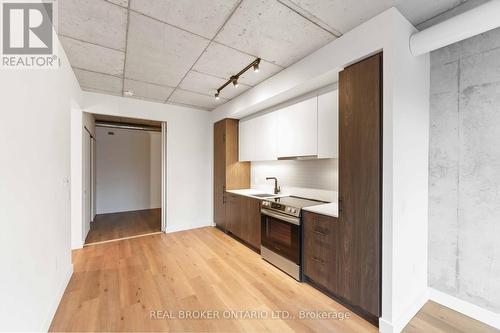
[266,177,281,195]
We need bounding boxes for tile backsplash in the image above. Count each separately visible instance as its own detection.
[251,159,338,201]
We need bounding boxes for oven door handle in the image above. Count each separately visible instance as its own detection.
[261,209,300,225]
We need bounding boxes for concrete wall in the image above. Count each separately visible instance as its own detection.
[0,43,81,331]
[429,27,500,313]
[95,127,161,214]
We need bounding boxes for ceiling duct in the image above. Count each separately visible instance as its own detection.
[410,0,500,56]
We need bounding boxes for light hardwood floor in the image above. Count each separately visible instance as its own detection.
[403,301,498,333]
[85,208,161,244]
[52,227,498,332]
[51,227,377,332]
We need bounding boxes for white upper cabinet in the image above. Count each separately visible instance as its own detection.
[239,112,278,162]
[317,90,339,158]
[239,91,337,161]
[277,97,318,158]
[254,112,278,161]
[239,118,255,162]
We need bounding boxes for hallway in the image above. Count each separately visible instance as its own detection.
[85,209,161,245]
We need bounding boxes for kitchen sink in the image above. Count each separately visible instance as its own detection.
[252,193,277,198]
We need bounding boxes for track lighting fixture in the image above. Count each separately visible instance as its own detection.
[214,58,261,100]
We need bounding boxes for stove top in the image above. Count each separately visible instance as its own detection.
[267,196,326,208]
[261,196,327,217]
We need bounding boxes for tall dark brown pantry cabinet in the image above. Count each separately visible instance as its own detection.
[338,53,382,323]
[213,119,250,231]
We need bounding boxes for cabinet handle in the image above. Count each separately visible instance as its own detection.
[313,229,328,236]
[311,257,324,264]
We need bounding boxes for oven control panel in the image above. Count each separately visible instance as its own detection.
[262,201,299,217]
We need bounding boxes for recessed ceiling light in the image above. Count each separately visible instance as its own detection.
[124,90,134,97]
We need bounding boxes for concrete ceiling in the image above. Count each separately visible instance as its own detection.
[59,0,468,111]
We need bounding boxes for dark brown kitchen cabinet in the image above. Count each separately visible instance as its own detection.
[303,211,338,293]
[226,193,242,238]
[244,197,261,249]
[213,119,250,231]
[338,52,382,322]
[224,192,261,251]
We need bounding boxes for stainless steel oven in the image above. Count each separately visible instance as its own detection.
[261,207,301,280]
[260,196,327,281]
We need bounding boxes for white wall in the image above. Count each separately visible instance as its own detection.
[95,127,161,214]
[211,8,430,333]
[80,92,212,234]
[388,14,430,332]
[71,111,96,248]
[0,43,81,331]
[70,109,84,248]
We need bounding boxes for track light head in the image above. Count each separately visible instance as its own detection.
[214,92,220,100]
[253,59,260,73]
[232,76,239,88]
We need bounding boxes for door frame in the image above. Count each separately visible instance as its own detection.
[73,115,167,249]
[90,136,96,222]
[82,126,93,243]
[161,122,167,232]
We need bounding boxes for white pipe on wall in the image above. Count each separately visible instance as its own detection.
[410,0,500,56]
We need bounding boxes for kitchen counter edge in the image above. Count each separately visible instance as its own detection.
[302,203,339,218]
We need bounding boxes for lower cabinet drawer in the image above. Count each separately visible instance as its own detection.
[304,211,334,237]
[304,254,330,288]
[302,211,338,293]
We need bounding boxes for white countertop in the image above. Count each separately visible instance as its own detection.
[225,189,287,200]
[302,202,339,218]
[227,189,338,217]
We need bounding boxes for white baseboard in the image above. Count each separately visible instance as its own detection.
[379,318,394,333]
[165,223,211,234]
[41,264,73,332]
[429,288,500,329]
[379,288,500,332]
[72,239,84,250]
[379,289,429,333]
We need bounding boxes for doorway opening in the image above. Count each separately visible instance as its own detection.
[83,114,165,246]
